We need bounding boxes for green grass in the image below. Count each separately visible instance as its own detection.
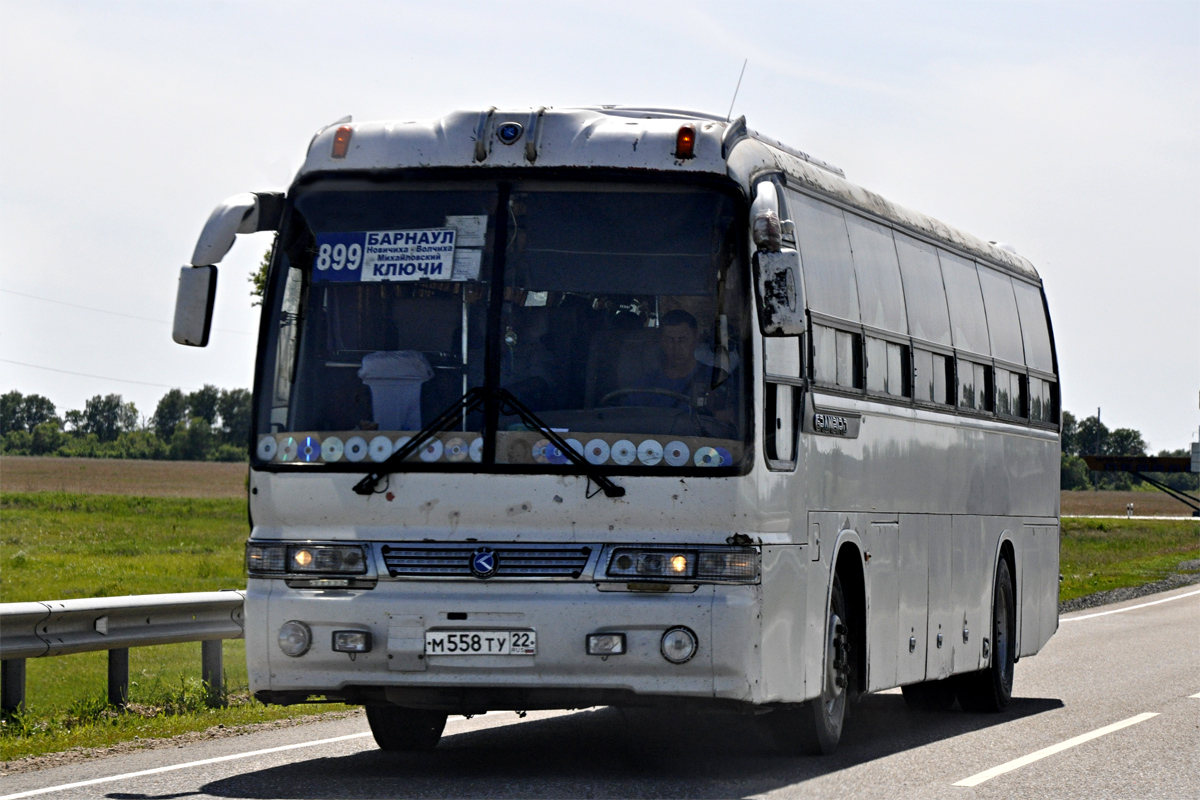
[1,492,248,601]
[1059,517,1200,603]
[0,492,352,762]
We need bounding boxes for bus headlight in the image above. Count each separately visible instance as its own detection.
[604,547,759,583]
[661,627,698,663]
[288,545,366,574]
[278,621,311,657]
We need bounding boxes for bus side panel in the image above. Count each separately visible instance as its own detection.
[950,515,986,675]
[865,521,900,692]
[923,514,953,680]
[1019,523,1060,657]
[895,515,929,686]
[759,544,808,702]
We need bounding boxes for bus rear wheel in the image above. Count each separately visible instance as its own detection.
[955,558,1016,713]
[365,705,448,751]
[769,574,850,755]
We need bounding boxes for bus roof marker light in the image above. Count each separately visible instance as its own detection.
[331,126,353,158]
[675,125,697,159]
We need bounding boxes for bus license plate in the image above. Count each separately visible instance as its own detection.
[424,630,536,656]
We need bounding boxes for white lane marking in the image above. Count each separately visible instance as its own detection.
[1190,691,1200,699]
[1061,588,1200,622]
[953,712,1159,787]
[0,732,373,800]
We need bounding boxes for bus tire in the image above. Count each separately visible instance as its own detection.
[900,679,956,712]
[955,558,1016,712]
[769,574,850,755]
[365,705,448,751]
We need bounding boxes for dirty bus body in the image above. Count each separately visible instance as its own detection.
[173,107,1060,753]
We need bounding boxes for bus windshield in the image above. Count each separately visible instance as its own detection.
[256,179,749,472]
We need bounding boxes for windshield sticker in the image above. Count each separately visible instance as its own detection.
[451,248,482,281]
[444,215,488,247]
[312,228,457,283]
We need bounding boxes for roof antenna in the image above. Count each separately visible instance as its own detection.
[726,59,748,122]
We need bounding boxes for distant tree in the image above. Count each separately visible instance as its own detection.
[249,245,274,307]
[186,385,220,426]
[170,416,214,460]
[30,420,64,455]
[217,388,252,446]
[1107,428,1147,457]
[63,409,85,433]
[1075,415,1109,456]
[0,390,23,434]
[1060,453,1090,490]
[81,394,138,442]
[152,389,190,440]
[21,394,57,431]
[1060,410,1079,456]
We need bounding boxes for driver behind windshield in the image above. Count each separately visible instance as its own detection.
[622,310,706,410]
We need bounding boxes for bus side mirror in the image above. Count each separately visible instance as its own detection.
[173,265,218,347]
[190,191,284,268]
[754,248,806,336]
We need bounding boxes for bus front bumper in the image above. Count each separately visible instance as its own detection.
[246,578,763,711]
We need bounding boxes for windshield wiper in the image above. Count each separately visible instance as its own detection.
[493,388,625,499]
[352,387,487,496]
[351,386,625,499]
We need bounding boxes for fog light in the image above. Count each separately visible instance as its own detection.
[660,626,697,664]
[332,630,372,653]
[586,633,626,656]
[278,620,311,657]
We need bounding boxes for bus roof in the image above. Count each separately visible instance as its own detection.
[300,106,1039,281]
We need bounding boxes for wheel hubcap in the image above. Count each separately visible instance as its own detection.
[824,612,848,716]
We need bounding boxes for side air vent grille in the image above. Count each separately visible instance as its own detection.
[380,544,595,580]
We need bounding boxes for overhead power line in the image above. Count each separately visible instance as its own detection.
[0,289,254,335]
[0,358,199,390]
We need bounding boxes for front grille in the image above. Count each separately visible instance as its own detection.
[380,544,594,579]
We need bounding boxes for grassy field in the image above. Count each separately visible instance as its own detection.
[0,490,350,763]
[1059,516,1199,602]
[0,456,247,498]
[1061,488,1196,517]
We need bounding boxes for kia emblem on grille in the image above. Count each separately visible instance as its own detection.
[470,547,498,578]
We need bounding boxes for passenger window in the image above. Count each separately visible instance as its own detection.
[957,358,992,412]
[995,367,1026,417]
[1012,281,1054,372]
[940,251,990,356]
[866,336,909,397]
[914,349,952,405]
[1029,377,1057,423]
[765,383,799,465]
[846,214,906,334]
[813,324,861,389]
[978,268,1025,365]
[895,234,952,346]
[790,192,860,323]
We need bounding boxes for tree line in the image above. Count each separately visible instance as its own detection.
[0,386,251,462]
[1060,410,1197,491]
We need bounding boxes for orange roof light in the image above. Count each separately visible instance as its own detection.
[331,126,353,158]
[675,124,696,159]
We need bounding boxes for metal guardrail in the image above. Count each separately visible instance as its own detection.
[0,591,245,713]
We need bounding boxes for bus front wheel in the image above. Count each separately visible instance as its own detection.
[955,558,1016,712]
[769,574,850,755]
[365,705,448,751]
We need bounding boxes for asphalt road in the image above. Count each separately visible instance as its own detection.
[4,585,1197,800]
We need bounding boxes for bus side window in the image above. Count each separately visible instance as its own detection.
[813,324,861,389]
[1030,376,1057,423]
[764,382,799,466]
[914,348,952,405]
[957,359,993,413]
[866,336,909,398]
[995,368,1027,418]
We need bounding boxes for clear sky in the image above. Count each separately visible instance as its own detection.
[1,0,1196,450]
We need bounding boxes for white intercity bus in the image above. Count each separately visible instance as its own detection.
[173,107,1060,754]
